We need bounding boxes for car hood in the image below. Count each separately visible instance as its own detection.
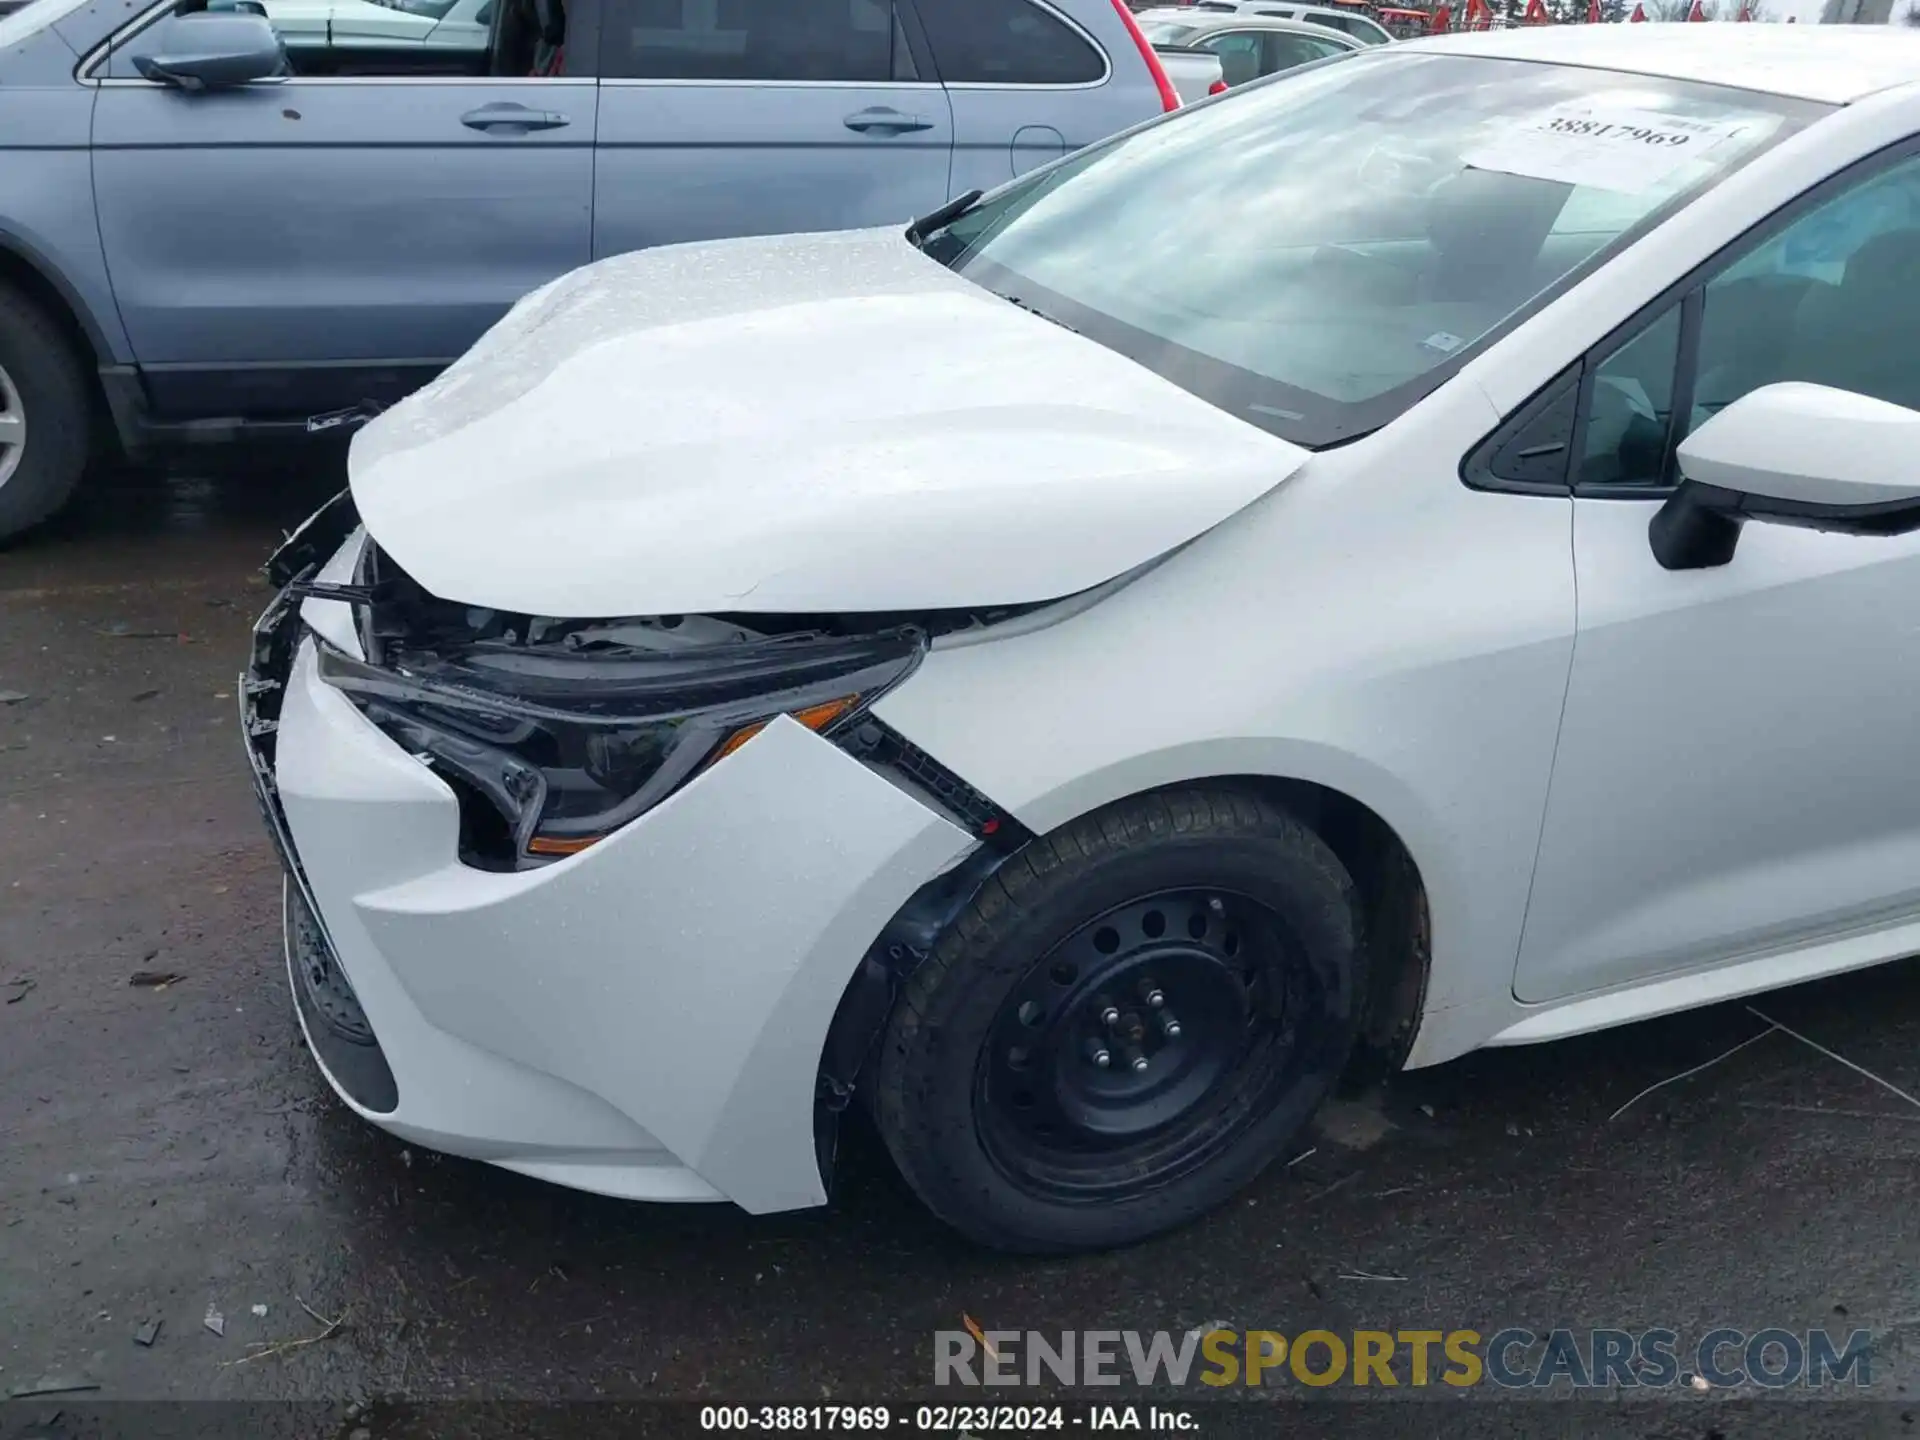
[348,227,1309,618]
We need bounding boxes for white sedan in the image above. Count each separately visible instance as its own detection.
[256,0,490,50]
[248,24,1920,1253]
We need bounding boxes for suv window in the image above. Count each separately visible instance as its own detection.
[911,0,1104,85]
[602,0,914,81]
[1579,151,1920,491]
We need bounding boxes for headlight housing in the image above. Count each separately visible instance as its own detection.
[315,626,923,869]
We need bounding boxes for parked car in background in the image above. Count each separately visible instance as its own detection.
[1173,0,1394,44]
[250,0,495,53]
[0,0,1182,540]
[1139,10,1360,89]
[1151,42,1224,104]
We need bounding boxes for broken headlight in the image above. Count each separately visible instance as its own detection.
[314,628,923,869]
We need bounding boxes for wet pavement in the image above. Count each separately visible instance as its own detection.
[5,455,1920,1431]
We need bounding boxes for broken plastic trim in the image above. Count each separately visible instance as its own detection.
[265,488,358,590]
[314,629,925,869]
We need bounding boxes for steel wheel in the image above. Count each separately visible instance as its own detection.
[974,888,1315,1204]
[874,787,1362,1253]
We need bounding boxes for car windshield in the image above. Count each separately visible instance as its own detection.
[922,51,1825,448]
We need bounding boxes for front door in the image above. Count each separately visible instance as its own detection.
[592,0,953,258]
[1515,143,1920,1003]
[91,0,598,420]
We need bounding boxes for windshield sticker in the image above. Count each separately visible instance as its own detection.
[1462,105,1762,194]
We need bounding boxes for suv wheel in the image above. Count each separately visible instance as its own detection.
[0,288,93,540]
[872,787,1362,1253]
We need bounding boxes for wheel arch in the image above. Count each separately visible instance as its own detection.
[819,763,1439,1172]
[0,227,115,371]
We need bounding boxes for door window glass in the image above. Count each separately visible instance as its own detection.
[1579,303,1681,489]
[602,0,910,81]
[911,0,1104,85]
[1692,153,1920,427]
[1578,151,1920,490]
[114,0,503,76]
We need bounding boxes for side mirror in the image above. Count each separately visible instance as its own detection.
[1649,382,1920,571]
[133,12,287,90]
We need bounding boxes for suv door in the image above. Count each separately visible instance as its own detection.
[592,0,953,257]
[910,0,1147,189]
[1509,142,1920,1004]
[90,0,597,422]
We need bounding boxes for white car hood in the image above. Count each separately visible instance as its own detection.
[349,228,1309,617]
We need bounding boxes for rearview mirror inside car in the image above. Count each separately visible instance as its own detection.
[1649,382,1920,570]
[134,12,288,90]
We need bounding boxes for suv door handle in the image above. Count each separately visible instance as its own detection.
[461,103,569,133]
[843,107,933,134]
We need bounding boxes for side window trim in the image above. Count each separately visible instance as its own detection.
[1654,286,1704,492]
[599,0,941,86]
[1462,131,1920,501]
[897,0,1110,91]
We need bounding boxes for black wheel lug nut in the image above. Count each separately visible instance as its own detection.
[1084,1039,1112,1069]
[1121,1042,1149,1074]
[1098,1004,1121,1029]
[1157,1008,1182,1039]
[1139,979,1165,1008]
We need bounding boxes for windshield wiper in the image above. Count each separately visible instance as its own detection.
[1002,293,1079,336]
[905,189,984,250]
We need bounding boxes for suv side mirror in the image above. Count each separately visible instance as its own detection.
[1649,382,1920,570]
[134,12,287,90]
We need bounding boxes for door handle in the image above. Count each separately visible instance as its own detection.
[843,107,933,134]
[461,103,569,133]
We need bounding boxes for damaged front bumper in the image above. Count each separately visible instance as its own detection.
[241,500,978,1210]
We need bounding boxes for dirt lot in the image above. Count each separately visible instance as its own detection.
[5,457,1920,1435]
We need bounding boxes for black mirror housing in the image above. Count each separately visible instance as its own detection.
[1650,479,1920,571]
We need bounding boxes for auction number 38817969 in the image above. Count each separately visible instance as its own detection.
[697,1406,1072,1431]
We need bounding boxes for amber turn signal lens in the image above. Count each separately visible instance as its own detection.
[526,834,602,857]
[709,695,859,765]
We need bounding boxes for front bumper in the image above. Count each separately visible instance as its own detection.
[242,572,974,1212]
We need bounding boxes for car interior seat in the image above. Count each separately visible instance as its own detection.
[529,0,564,76]
[1423,170,1567,303]
[1781,226,1920,411]
[1215,42,1261,86]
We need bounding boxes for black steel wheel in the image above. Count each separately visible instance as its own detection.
[873,787,1361,1253]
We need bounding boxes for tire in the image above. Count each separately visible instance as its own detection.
[0,287,93,541]
[872,787,1362,1254]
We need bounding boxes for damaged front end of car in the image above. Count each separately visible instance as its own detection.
[274,507,1021,877]
[257,490,1046,1184]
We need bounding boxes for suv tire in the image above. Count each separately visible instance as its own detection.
[0,287,93,540]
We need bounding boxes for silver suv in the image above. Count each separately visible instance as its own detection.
[0,0,1181,537]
